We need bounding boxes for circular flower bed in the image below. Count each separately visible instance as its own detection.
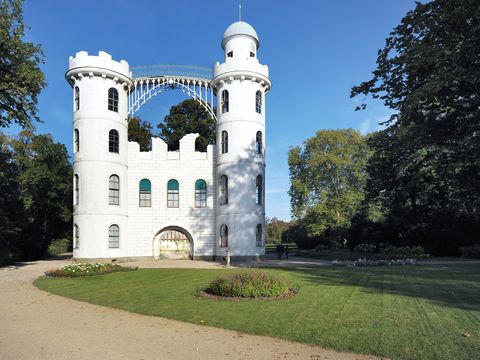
[45,263,137,277]
[204,270,296,300]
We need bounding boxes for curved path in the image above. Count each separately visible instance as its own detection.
[0,259,381,360]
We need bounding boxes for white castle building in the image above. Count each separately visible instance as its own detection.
[66,21,271,261]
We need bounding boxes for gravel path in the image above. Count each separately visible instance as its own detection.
[0,259,383,360]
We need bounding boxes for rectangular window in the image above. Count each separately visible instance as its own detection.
[108,225,120,248]
[167,191,179,208]
[227,51,233,57]
[139,192,151,207]
[195,190,207,208]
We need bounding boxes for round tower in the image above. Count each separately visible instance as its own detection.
[211,21,272,259]
[66,51,132,260]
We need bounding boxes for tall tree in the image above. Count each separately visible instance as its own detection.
[128,116,154,151]
[288,129,369,237]
[10,130,72,259]
[158,99,216,151]
[0,0,45,128]
[351,0,480,254]
[0,133,23,264]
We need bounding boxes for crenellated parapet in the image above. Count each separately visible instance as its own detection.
[66,51,132,88]
[211,60,271,93]
[128,133,215,163]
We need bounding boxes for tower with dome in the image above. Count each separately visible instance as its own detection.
[66,20,271,261]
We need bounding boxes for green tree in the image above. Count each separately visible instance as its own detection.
[128,116,154,151]
[10,130,72,259]
[158,99,216,151]
[351,0,480,254]
[265,217,292,244]
[0,133,24,264]
[288,129,369,238]
[0,0,45,129]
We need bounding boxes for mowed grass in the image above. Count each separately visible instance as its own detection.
[35,265,480,360]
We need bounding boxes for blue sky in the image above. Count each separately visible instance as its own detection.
[17,0,417,220]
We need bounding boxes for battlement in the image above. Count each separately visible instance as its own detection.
[68,51,130,79]
[128,133,214,162]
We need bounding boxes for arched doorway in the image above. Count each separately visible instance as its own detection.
[153,226,193,260]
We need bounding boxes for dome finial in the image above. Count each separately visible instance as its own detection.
[239,3,242,21]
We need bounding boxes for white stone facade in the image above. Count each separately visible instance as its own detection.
[66,21,271,261]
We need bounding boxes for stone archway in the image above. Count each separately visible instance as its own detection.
[153,226,193,260]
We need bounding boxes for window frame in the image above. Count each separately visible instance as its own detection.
[195,179,207,208]
[74,224,79,249]
[74,86,80,111]
[109,175,120,205]
[220,175,228,205]
[220,224,228,248]
[139,179,152,207]
[221,130,228,154]
[167,179,179,208]
[109,129,119,153]
[74,128,79,153]
[256,224,263,247]
[108,87,119,112]
[256,175,263,205]
[108,224,120,248]
[255,90,262,114]
[256,131,262,155]
[74,174,79,206]
[221,90,229,113]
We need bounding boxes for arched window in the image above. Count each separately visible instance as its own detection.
[195,179,207,208]
[139,179,151,207]
[74,86,80,111]
[221,130,228,154]
[255,90,262,114]
[74,224,79,249]
[220,175,228,205]
[256,131,262,155]
[256,224,263,247]
[109,129,119,153]
[109,175,119,205]
[220,224,228,247]
[108,87,119,112]
[256,175,263,205]
[167,179,179,208]
[74,174,79,205]
[74,129,79,153]
[221,90,229,113]
[108,224,119,248]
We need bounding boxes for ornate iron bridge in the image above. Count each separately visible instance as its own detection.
[128,64,216,120]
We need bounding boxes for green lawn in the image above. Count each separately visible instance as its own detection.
[34,265,480,360]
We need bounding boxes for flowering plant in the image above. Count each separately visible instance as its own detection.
[45,262,136,277]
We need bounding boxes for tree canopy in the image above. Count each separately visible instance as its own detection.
[158,99,216,151]
[350,0,480,254]
[128,116,154,151]
[0,0,45,129]
[288,129,369,238]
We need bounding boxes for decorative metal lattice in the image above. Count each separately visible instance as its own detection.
[128,65,216,120]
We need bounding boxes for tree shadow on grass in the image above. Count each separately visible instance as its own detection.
[280,264,480,311]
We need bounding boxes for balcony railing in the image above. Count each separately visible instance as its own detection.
[130,64,213,80]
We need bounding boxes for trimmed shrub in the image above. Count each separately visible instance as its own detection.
[45,263,136,277]
[205,270,293,299]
